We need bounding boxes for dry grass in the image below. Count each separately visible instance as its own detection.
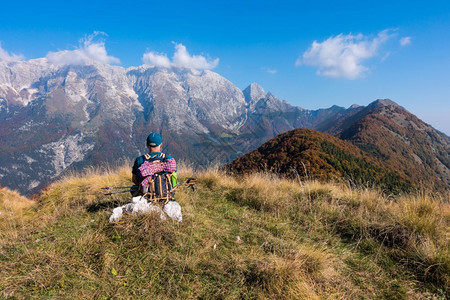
[0,187,35,219]
[0,164,448,299]
[0,187,36,240]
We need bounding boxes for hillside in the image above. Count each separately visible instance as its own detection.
[0,165,448,299]
[227,128,414,194]
[325,99,450,190]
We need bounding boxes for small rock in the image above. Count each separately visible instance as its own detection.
[236,236,242,243]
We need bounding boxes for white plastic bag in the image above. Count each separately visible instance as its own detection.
[109,196,167,222]
[109,206,123,223]
[163,201,183,222]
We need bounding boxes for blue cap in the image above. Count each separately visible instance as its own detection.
[147,132,163,147]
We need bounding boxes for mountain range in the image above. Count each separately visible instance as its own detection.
[0,59,448,193]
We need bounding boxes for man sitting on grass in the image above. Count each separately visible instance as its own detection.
[109,132,182,223]
[132,132,177,196]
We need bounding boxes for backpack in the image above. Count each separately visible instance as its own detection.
[138,153,177,204]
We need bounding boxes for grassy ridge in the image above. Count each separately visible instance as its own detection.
[0,165,448,299]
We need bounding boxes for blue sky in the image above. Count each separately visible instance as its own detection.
[1,0,449,134]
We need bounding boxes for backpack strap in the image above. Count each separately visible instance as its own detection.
[141,153,165,162]
[144,153,165,161]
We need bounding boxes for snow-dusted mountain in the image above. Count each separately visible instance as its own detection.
[0,59,448,193]
[0,59,304,193]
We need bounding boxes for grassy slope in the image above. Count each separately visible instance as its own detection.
[0,165,448,299]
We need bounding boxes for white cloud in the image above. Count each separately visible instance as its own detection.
[141,43,219,70]
[296,29,396,79]
[262,67,277,74]
[0,44,25,62]
[46,49,87,65]
[172,43,219,69]
[400,36,411,46]
[142,51,171,68]
[46,31,120,65]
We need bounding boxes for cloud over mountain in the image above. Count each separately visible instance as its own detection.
[142,51,171,68]
[0,43,24,62]
[46,31,120,65]
[142,43,219,70]
[296,29,396,79]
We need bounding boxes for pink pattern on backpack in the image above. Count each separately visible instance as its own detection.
[164,158,177,172]
[139,161,164,177]
[139,158,177,188]
[141,177,152,188]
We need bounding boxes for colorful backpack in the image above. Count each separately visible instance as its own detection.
[138,153,177,204]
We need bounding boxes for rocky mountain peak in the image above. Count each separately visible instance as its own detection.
[243,83,266,103]
[349,104,361,109]
[369,99,400,108]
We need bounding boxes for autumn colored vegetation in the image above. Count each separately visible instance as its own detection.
[339,104,450,190]
[0,163,448,299]
[227,128,414,194]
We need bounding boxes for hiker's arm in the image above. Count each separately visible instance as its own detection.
[132,157,140,185]
[132,174,139,185]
